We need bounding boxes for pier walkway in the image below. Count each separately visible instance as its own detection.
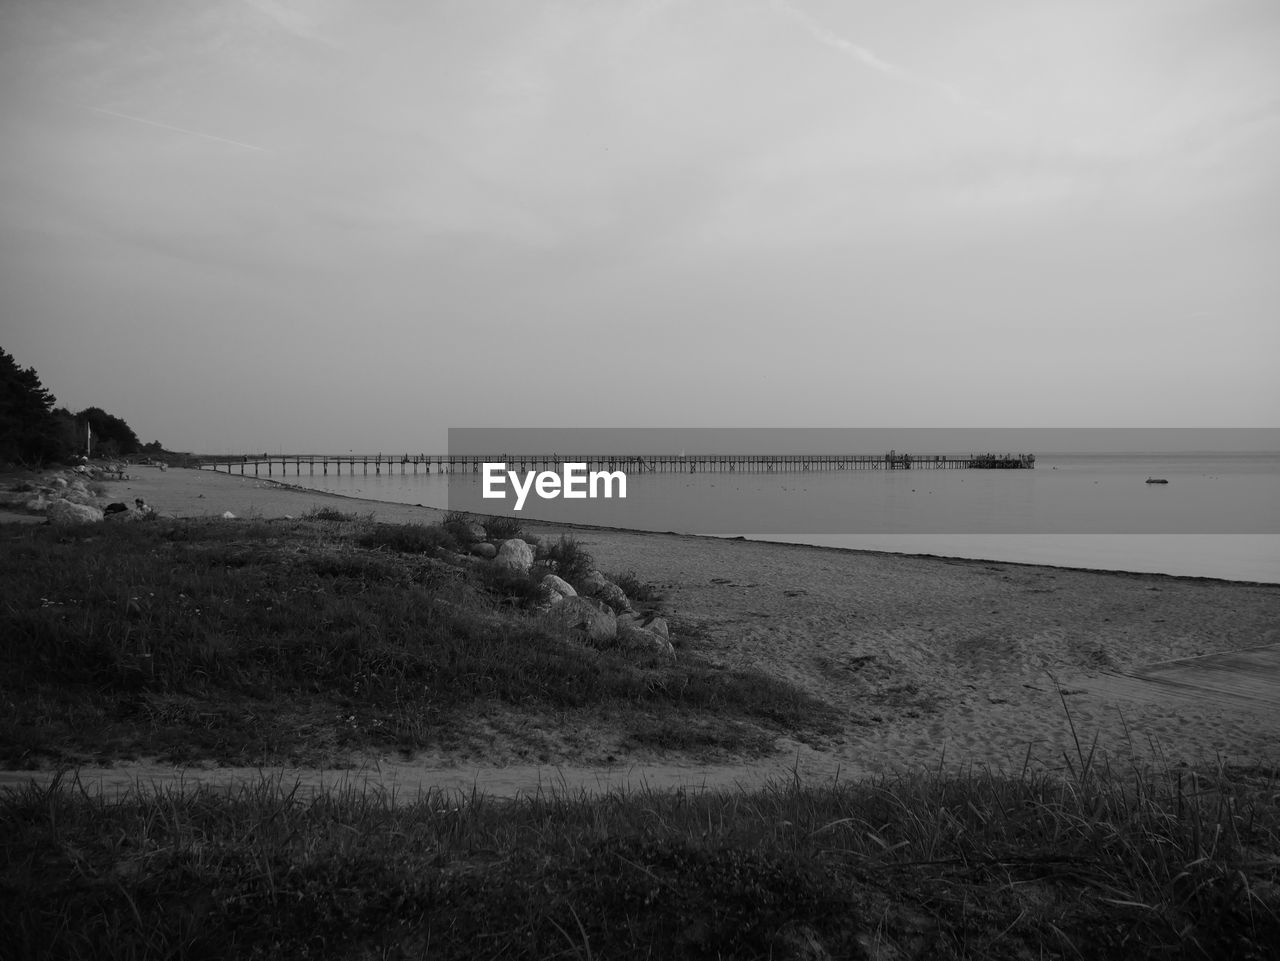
[197,452,1035,477]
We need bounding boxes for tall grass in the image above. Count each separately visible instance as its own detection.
[3,756,1276,959]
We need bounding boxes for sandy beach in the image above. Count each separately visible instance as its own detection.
[4,465,1278,799]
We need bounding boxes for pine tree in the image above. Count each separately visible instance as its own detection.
[0,347,71,464]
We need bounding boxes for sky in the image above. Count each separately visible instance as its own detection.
[1,0,1277,454]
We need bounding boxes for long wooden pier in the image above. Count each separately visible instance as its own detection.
[197,452,1035,477]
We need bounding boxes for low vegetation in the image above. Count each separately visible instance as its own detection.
[3,515,1277,956]
[3,756,1277,959]
[0,516,838,767]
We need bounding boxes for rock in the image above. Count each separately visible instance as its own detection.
[47,500,104,525]
[594,580,633,614]
[580,570,609,595]
[221,511,237,519]
[540,574,577,598]
[617,617,676,663]
[495,538,534,575]
[469,542,498,559]
[51,477,68,489]
[577,570,632,612]
[105,508,144,522]
[104,502,130,515]
[549,596,617,643]
[644,616,669,639]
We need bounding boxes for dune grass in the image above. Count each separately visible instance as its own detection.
[3,753,1277,959]
[0,518,838,767]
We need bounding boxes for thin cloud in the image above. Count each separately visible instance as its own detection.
[240,0,337,46]
[82,104,269,153]
[770,0,1008,124]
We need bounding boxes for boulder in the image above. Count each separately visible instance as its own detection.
[540,574,577,598]
[469,542,498,559]
[495,538,534,575]
[549,596,617,643]
[616,617,676,663]
[465,521,488,542]
[104,502,130,515]
[644,615,669,639]
[47,500,104,525]
[593,580,633,614]
[580,570,609,595]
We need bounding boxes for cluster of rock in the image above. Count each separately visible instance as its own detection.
[440,531,676,664]
[542,570,675,665]
[0,465,150,525]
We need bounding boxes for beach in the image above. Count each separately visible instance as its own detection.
[3,465,1277,798]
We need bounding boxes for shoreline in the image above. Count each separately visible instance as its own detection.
[4,465,1278,798]
[236,469,1277,588]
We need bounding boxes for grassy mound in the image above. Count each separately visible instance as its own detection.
[0,517,839,767]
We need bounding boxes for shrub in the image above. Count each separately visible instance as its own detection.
[357,523,457,554]
[544,535,593,587]
[608,570,660,604]
[476,564,548,608]
[442,511,480,545]
[302,505,359,522]
[483,515,524,542]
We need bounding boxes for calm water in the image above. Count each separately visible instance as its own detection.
[245,452,1280,583]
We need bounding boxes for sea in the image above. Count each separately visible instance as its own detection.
[248,452,1280,583]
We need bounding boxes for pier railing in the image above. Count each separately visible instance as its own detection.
[196,452,1035,477]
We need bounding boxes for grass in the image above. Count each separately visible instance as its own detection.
[0,518,838,767]
[544,534,595,588]
[482,514,524,543]
[300,505,362,523]
[2,755,1277,959]
[609,569,662,604]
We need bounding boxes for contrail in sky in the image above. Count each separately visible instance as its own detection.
[771,0,905,79]
[82,104,268,153]
[770,0,1008,124]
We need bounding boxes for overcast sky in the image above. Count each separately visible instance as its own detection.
[2,0,1277,453]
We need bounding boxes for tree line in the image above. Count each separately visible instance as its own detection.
[0,346,162,466]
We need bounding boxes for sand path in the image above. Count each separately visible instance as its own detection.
[3,467,1277,800]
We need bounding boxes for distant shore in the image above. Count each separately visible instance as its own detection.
[3,464,1278,798]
